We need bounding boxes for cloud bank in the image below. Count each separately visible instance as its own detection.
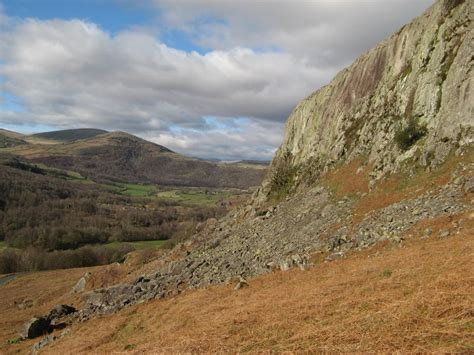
[0,0,433,160]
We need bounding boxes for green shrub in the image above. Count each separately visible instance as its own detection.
[8,336,23,344]
[269,151,298,201]
[395,119,427,151]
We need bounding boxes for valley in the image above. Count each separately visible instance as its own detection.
[0,130,266,273]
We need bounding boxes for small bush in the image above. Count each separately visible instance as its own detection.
[395,119,427,151]
[269,151,298,201]
[8,336,23,344]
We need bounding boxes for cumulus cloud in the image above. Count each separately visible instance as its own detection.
[0,1,433,159]
[153,0,434,68]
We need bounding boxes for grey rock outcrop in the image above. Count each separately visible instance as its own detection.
[72,272,91,293]
[256,0,473,203]
[48,304,77,324]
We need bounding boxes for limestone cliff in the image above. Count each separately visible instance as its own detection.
[258,0,473,202]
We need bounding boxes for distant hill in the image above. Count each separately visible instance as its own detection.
[3,130,267,189]
[0,129,24,139]
[30,128,108,143]
[0,129,27,148]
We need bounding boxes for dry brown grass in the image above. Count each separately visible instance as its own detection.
[320,149,473,225]
[25,217,472,354]
[320,157,371,198]
[0,264,129,353]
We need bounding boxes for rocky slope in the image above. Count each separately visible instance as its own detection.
[256,0,473,203]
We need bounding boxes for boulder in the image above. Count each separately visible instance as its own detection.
[22,316,51,339]
[72,272,91,293]
[22,304,76,339]
[48,304,77,322]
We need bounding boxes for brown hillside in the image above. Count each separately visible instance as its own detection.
[3,131,267,189]
[1,215,472,353]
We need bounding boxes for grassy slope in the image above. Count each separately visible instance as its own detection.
[0,152,472,352]
[0,129,24,139]
[0,134,27,149]
[104,240,166,250]
[1,213,472,353]
[156,189,231,206]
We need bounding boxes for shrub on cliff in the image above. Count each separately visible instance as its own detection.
[395,119,427,151]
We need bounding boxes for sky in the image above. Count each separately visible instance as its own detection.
[0,0,433,160]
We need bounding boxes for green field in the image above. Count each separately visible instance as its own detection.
[156,189,230,206]
[110,183,159,197]
[110,182,233,206]
[104,240,166,250]
[0,241,6,251]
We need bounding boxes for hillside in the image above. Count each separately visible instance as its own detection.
[0,129,27,148]
[29,128,108,143]
[1,224,472,353]
[3,130,267,189]
[0,129,24,140]
[1,0,472,352]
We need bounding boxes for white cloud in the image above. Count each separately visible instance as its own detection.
[152,0,434,67]
[0,1,434,159]
[144,119,284,160]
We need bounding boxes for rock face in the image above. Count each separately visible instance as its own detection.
[256,0,473,203]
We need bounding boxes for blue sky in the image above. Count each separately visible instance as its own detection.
[2,0,209,52]
[0,0,433,160]
[3,0,153,32]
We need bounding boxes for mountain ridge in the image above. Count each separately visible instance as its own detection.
[1,128,267,189]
